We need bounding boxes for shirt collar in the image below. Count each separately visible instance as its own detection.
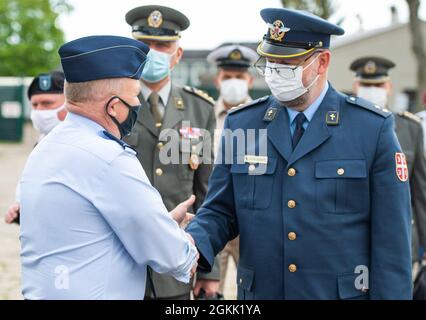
[287,82,329,125]
[65,112,105,133]
[140,80,172,106]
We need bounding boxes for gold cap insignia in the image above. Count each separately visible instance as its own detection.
[269,20,290,42]
[229,50,242,60]
[364,61,377,75]
[148,10,163,28]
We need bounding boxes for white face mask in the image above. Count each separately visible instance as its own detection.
[357,86,388,108]
[264,55,320,102]
[220,78,249,106]
[30,104,65,135]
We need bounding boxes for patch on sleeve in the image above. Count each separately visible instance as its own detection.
[395,152,408,182]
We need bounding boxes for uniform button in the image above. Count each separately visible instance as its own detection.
[248,164,256,172]
[157,142,164,150]
[288,232,297,241]
[289,264,297,273]
[155,122,162,128]
[288,168,296,177]
[337,168,345,176]
[288,200,296,209]
[155,168,163,176]
[239,278,243,285]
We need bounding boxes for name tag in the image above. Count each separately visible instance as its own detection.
[244,155,268,164]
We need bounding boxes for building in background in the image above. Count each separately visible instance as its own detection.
[329,20,426,112]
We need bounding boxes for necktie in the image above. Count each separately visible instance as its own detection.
[148,92,163,126]
[292,112,306,149]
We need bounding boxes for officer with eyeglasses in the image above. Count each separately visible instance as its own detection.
[186,8,412,299]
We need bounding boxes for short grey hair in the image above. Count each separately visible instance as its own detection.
[64,78,126,103]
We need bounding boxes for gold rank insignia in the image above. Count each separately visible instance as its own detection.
[269,20,290,42]
[263,107,278,121]
[148,10,163,28]
[326,111,339,125]
[364,61,377,75]
[174,97,184,110]
[189,154,200,170]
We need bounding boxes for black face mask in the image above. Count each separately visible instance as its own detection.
[106,96,141,139]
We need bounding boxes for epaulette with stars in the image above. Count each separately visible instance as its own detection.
[183,86,215,105]
[228,96,269,115]
[346,96,392,118]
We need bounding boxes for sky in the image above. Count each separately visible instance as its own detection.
[59,0,426,50]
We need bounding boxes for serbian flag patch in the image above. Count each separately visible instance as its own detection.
[395,152,408,182]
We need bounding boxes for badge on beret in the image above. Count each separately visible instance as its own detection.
[269,20,290,42]
[179,127,201,139]
[364,61,377,75]
[39,75,52,91]
[148,10,163,28]
[395,152,408,182]
[326,111,339,126]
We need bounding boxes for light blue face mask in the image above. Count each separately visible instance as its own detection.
[141,49,173,83]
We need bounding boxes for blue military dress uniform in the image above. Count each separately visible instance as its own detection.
[19,36,198,300]
[186,8,412,300]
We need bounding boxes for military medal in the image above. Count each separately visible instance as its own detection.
[189,154,199,170]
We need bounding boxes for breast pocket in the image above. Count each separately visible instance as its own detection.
[315,159,369,214]
[231,158,277,209]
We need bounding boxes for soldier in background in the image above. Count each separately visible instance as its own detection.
[206,44,257,296]
[416,90,426,157]
[4,71,66,225]
[351,57,426,266]
[124,5,220,300]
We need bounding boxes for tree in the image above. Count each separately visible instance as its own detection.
[406,0,426,111]
[280,0,337,20]
[0,0,72,77]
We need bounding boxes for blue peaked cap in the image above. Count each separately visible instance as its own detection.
[59,35,150,83]
[257,8,344,59]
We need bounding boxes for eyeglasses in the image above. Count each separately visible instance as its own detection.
[254,52,322,79]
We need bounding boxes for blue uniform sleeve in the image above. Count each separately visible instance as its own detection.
[186,116,239,272]
[370,115,413,299]
[92,153,198,284]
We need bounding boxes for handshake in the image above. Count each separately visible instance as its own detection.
[169,194,199,278]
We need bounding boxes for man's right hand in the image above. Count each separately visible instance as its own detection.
[5,202,20,224]
[170,195,196,227]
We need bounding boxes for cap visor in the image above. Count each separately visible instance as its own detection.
[257,40,316,59]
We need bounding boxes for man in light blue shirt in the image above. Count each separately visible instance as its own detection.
[19,35,198,300]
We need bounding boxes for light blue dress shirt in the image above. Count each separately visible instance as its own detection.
[287,82,329,135]
[19,112,197,300]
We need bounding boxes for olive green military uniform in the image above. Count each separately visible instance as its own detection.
[125,5,220,299]
[125,84,219,298]
[395,112,426,262]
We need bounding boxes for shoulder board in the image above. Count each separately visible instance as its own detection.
[183,86,215,105]
[398,111,422,124]
[228,96,269,115]
[346,96,392,118]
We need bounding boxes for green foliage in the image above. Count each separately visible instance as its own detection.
[0,0,72,76]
